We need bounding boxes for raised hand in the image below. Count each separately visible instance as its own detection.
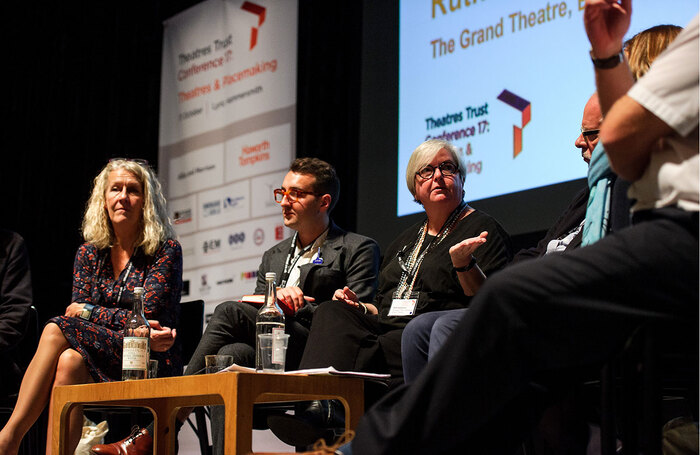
[584,0,632,58]
[449,231,488,268]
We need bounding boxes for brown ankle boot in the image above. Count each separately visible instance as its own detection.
[90,427,152,455]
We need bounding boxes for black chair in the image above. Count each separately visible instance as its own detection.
[0,305,41,455]
[176,299,213,455]
[600,323,699,455]
[178,299,205,371]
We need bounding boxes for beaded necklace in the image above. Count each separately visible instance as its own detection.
[395,201,468,299]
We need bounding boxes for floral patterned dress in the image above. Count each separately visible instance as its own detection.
[49,239,183,382]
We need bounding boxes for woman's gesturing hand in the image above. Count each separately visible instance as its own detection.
[449,231,488,268]
[333,286,359,306]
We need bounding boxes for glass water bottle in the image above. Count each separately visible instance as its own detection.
[122,286,151,380]
[255,272,285,371]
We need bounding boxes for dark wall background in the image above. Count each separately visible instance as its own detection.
[4,2,191,323]
[3,1,544,325]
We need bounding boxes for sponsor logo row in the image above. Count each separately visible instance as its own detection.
[179,215,288,270]
[170,170,285,235]
[181,255,265,305]
[183,269,258,298]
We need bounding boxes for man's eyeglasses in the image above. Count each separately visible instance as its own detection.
[273,188,320,203]
[581,128,600,142]
[416,161,459,180]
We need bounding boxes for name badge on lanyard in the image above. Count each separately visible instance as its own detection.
[388,291,418,316]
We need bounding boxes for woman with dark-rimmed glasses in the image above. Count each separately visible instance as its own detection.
[270,139,513,447]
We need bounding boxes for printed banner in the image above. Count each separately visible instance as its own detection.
[159,0,298,317]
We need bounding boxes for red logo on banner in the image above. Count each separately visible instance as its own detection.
[275,225,284,240]
[241,2,266,50]
[497,89,531,158]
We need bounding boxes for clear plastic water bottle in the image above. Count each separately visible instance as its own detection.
[255,272,285,371]
[122,286,151,380]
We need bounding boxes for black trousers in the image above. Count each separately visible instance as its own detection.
[186,300,310,374]
[352,209,699,454]
[299,301,404,386]
[185,300,310,455]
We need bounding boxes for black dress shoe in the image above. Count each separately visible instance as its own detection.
[252,403,289,429]
[267,400,345,447]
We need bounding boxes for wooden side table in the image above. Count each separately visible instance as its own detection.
[51,372,364,454]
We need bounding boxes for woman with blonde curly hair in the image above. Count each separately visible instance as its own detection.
[0,159,183,455]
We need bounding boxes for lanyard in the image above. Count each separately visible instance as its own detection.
[395,201,467,298]
[95,251,135,304]
[279,232,314,288]
[116,261,134,304]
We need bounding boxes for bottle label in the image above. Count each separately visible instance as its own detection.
[272,329,286,365]
[122,336,149,370]
[272,341,284,364]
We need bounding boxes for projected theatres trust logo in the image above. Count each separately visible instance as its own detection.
[241,2,266,50]
[497,89,531,158]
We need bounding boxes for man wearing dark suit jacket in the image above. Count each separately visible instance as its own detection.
[0,229,33,396]
[186,157,381,375]
[191,157,380,455]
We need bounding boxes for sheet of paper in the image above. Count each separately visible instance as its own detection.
[221,363,390,381]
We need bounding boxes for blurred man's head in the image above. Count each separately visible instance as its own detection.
[574,93,603,164]
[625,24,682,80]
